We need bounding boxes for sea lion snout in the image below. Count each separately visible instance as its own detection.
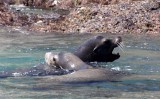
[114,36,122,45]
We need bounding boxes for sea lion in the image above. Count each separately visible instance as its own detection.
[45,52,91,71]
[73,35,122,62]
[43,52,129,83]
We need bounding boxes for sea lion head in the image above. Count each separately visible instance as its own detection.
[112,36,122,47]
[93,36,122,62]
[45,52,59,67]
[94,36,122,54]
[45,52,90,70]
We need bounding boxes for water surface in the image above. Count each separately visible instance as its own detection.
[0,26,160,99]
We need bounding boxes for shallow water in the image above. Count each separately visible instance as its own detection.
[0,26,160,99]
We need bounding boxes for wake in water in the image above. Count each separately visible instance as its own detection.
[0,63,73,78]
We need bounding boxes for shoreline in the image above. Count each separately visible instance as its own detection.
[0,0,159,36]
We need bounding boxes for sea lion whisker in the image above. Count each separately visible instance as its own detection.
[120,42,125,47]
[119,46,124,53]
[118,42,124,48]
[118,42,124,47]
[119,43,124,49]
[118,43,125,53]
[117,42,121,48]
[119,45,125,52]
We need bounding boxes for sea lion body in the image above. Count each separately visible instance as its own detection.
[44,52,129,83]
[73,36,122,62]
[73,36,106,62]
[45,52,91,71]
[41,68,130,83]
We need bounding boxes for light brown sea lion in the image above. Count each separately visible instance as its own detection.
[44,52,129,83]
[45,52,91,71]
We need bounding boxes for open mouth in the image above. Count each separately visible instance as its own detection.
[107,36,123,61]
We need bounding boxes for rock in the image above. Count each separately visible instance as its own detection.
[141,0,160,11]
[0,0,159,35]
[0,0,16,5]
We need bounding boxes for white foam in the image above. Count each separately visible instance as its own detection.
[12,72,22,77]
[111,67,121,71]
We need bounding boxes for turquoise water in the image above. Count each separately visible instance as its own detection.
[0,26,160,98]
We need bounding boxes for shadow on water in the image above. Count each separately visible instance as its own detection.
[0,26,160,98]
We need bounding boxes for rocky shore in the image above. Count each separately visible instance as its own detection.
[0,0,159,35]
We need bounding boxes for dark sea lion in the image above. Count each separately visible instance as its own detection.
[45,52,91,71]
[73,35,122,62]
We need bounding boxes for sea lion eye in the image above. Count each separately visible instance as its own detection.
[115,36,122,44]
[53,58,56,62]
